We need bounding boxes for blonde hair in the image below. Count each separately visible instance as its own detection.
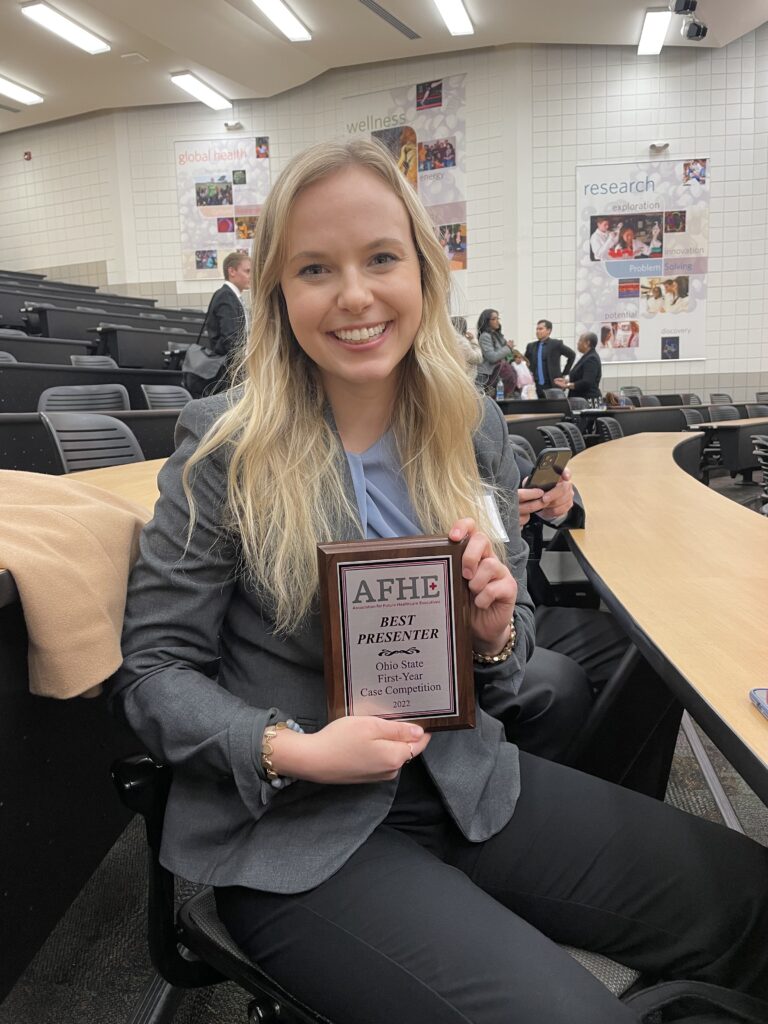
[184,138,500,633]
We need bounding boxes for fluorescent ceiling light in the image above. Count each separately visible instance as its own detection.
[170,73,232,111]
[21,2,110,55]
[250,0,311,41]
[0,73,43,105]
[638,8,672,55]
[433,0,474,36]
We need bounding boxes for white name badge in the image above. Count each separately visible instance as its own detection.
[483,491,509,543]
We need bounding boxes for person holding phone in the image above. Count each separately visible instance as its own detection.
[110,139,768,1024]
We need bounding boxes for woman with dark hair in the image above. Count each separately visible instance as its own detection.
[555,332,602,400]
[477,309,516,396]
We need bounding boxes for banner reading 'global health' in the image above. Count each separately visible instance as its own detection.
[576,158,709,363]
[175,137,271,281]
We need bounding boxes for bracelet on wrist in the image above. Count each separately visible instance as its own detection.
[261,718,304,789]
[472,618,517,665]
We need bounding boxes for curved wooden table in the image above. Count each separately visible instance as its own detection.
[568,433,768,803]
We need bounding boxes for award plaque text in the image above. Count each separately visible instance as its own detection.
[317,536,474,731]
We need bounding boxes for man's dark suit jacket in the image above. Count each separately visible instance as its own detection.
[524,337,575,388]
[206,284,246,357]
[568,348,602,399]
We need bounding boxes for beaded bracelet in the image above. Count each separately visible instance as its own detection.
[472,618,517,665]
[261,717,304,790]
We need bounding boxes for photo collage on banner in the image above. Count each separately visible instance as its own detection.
[342,75,467,294]
[174,137,271,280]
[576,158,709,363]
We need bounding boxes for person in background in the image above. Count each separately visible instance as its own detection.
[510,350,535,395]
[185,251,251,398]
[555,331,602,401]
[524,320,575,398]
[110,138,768,1024]
[211,252,251,360]
[451,315,483,379]
[477,308,517,396]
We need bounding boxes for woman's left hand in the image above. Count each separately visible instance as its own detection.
[449,519,517,657]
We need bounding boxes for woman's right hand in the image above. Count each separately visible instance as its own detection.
[269,716,431,785]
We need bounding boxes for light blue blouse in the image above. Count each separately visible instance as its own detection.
[344,432,421,539]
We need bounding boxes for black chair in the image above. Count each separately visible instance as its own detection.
[639,395,661,407]
[41,412,145,473]
[709,405,739,423]
[543,387,566,400]
[752,434,768,515]
[681,393,701,405]
[536,424,570,449]
[746,404,768,418]
[112,755,640,1024]
[507,433,536,463]
[70,354,119,368]
[681,408,704,427]
[709,392,732,404]
[37,383,131,413]
[140,384,193,410]
[0,350,18,363]
[0,327,28,338]
[756,392,768,403]
[568,396,588,411]
[595,417,624,442]
[558,420,587,454]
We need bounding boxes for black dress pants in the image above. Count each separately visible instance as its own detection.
[216,755,768,1024]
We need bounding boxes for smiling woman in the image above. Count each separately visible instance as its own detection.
[108,138,768,1024]
[279,166,424,448]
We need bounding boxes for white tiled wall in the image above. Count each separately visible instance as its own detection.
[1,32,767,399]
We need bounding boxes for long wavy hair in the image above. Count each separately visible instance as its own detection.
[183,138,499,634]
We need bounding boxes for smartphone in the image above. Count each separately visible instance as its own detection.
[525,447,572,492]
[749,689,768,721]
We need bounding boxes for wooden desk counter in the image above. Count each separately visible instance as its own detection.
[568,433,768,800]
[504,413,563,424]
[74,458,164,512]
[692,417,768,430]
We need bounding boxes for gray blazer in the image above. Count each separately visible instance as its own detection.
[108,395,535,893]
[478,330,512,377]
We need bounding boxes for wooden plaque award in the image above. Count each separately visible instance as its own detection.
[317,536,475,731]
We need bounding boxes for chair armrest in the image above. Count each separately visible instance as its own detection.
[111,754,224,989]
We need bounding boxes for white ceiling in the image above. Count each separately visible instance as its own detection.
[0,0,765,134]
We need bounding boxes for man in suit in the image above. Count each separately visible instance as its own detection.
[208,251,251,359]
[186,252,251,398]
[524,320,575,398]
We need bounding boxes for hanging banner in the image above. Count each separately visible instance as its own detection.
[174,137,271,281]
[342,75,467,293]
[576,158,709,363]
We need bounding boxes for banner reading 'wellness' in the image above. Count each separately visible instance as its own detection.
[342,75,467,293]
